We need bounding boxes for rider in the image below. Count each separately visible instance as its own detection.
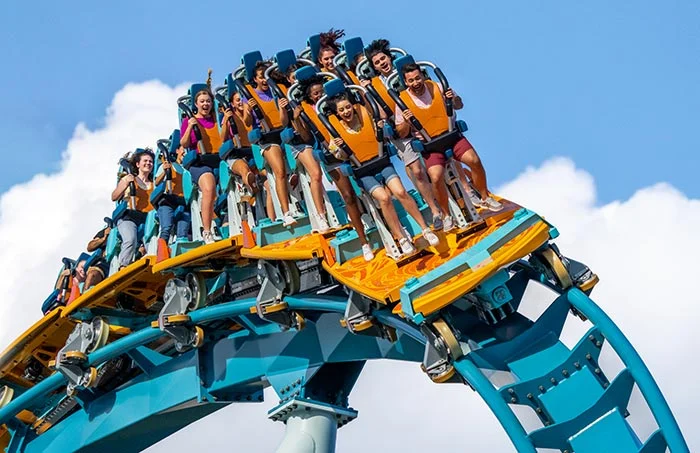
[248,61,296,227]
[317,29,345,75]
[221,91,275,220]
[362,39,448,231]
[395,63,503,213]
[276,65,331,232]
[153,145,191,242]
[110,148,154,268]
[328,93,439,255]
[179,71,222,243]
[298,75,374,261]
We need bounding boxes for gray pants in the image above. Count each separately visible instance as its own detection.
[117,218,142,267]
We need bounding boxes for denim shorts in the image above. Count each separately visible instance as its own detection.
[189,165,218,185]
[358,164,399,194]
[287,142,312,159]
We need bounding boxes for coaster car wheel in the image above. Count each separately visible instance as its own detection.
[186,273,207,311]
[536,246,573,290]
[293,312,306,331]
[86,318,110,353]
[0,386,13,409]
[280,261,301,295]
[432,317,463,362]
[192,326,205,348]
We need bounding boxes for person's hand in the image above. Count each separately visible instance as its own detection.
[278,98,289,109]
[188,117,199,128]
[401,109,414,121]
[223,108,233,121]
[293,105,302,120]
[360,79,371,88]
[377,119,385,128]
[332,137,345,148]
[445,88,455,99]
[247,98,258,109]
[124,174,136,184]
[162,162,172,171]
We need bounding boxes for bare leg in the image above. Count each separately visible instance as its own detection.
[331,169,368,245]
[263,145,291,213]
[198,173,217,232]
[371,186,405,240]
[385,176,429,230]
[231,158,256,192]
[297,148,327,216]
[458,147,489,198]
[406,160,442,218]
[426,164,450,215]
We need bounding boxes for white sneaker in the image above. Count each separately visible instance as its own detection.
[202,230,215,244]
[482,196,503,212]
[422,228,439,246]
[317,215,330,233]
[443,215,455,232]
[282,211,297,227]
[468,190,483,208]
[362,244,375,261]
[398,237,416,255]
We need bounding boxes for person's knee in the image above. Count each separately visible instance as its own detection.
[373,189,391,205]
[393,186,409,200]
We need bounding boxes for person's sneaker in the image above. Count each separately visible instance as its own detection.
[398,237,416,255]
[202,230,215,244]
[317,215,330,233]
[283,211,297,227]
[468,190,483,208]
[432,214,443,231]
[443,215,455,232]
[362,244,375,261]
[482,196,503,212]
[422,228,439,246]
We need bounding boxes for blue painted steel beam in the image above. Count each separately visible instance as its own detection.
[567,288,689,452]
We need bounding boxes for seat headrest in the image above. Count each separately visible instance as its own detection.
[307,34,321,63]
[226,73,236,99]
[393,54,416,76]
[275,49,297,75]
[343,37,365,64]
[169,129,181,155]
[189,83,209,109]
[295,66,318,82]
[242,50,264,82]
[323,79,346,98]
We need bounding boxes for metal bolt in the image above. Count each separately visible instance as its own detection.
[527,393,533,400]
[510,397,517,403]
[562,369,569,377]
[550,378,557,384]
[536,408,543,414]
[596,341,602,348]
[594,368,601,374]
[586,353,592,360]
[508,388,515,394]
[539,386,545,393]
[588,334,595,342]
[574,362,581,369]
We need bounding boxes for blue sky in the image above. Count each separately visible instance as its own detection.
[2,0,698,202]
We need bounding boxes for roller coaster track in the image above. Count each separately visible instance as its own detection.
[0,203,689,453]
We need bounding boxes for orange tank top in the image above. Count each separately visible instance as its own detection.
[125,178,154,213]
[200,122,224,154]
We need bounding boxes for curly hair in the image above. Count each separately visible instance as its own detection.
[299,74,327,104]
[130,148,155,181]
[327,93,349,115]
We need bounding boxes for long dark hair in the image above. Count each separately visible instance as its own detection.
[130,148,155,182]
[318,28,345,61]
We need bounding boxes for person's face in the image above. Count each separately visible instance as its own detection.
[254,70,268,91]
[320,49,336,71]
[287,72,296,84]
[137,154,154,173]
[404,69,425,93]
[195,93,213,115]
[231,92,243,110]
[335,100,354,122]
[371,52,392,76]
[309,84,324,104]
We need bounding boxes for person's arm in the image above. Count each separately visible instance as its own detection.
[241,102,253,127]
[394,105,412,138]
[154,165,167,185]
[179,117,197,148]
[278,98,290,126]
[219,109,234,141]
[445,88,463,110]
[111,175,134,202]
[87,228,109,252]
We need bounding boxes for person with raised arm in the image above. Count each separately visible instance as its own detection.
[111,149,154,268]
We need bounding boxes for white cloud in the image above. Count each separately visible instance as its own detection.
[0,83,696,452]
